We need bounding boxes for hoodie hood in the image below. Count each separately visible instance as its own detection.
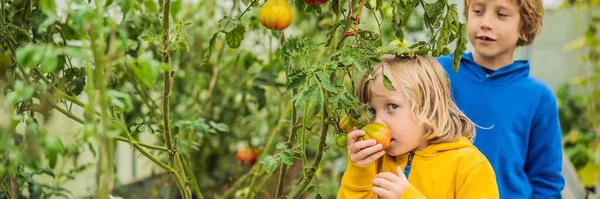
[416,137,473,157]
[460,52,530,83]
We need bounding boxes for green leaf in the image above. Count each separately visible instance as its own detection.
[201,33,219,67]
[287,71,307,90]
[6,81,35,106]
[579,163,600,186]
[395,28,405,42]
[136,118,144,125]
[16,44,42,69]
[47,151,58,169]
[170,0,183,18]
[442,47,451,55]
[383,74,396,91]
[276,142,287,149]
[330,93,342,103]
[39,0,56,16]
[260,155,279,173]
[209,122,230,132]
[295,85,319,108]
[295,0,307,12]
[242,0,252,6]
[321,72,343,92]
[452,23,468,73]
[326,20,345,46]
[280,152,294,165]
[218,16,241,32]
[40,47,59,73]
[130,58,160,89]
[119,0,134,21]
[331,0,340,15]
[28,182,42,198]
[129,125,137,132]
[29,9,48,29]
[307,185,317,193]
[143,0,158,13]
[449,4,459,29]
[45,136,65,168]
[104,0,114,7]
[259,154,273,164]
[37,168,56,178]
[253,87,267,109]
[312,87,324,115]
[108,90,133,113]
[226,25,246,48]
[88,142,96,157]
[316,193,324,199]
[423,3,440,18]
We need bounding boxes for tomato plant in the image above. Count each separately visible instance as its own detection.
[0,0,467,198]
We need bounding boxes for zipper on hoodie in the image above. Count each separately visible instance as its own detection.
[403,151,415,178]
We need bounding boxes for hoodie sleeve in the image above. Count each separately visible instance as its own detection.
[337,159,378,199]
[526,91,565,198]
[457,161,499,199]
[399,184,427,199]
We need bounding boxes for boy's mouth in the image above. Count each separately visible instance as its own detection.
[477,36,496,41]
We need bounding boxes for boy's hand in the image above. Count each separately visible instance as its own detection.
[347,127,385,166]
[372,166,409,199]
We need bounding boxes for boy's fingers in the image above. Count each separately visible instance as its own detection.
[375,172,399,183]
[397,166,407,180]
[349,139,376,154]
[346,130,365,148]
[350,143,381,160]
[372,176,396,190]
[356,150,385,164]
[371,187,391,199]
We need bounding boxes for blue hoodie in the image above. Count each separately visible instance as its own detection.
[437,53,564,199]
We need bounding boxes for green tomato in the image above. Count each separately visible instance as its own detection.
[335,133,347,148]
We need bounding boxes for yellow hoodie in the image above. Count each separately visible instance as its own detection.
[337,137,498,199]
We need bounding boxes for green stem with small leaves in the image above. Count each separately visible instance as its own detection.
[161,0,190,198]
[88,16,113,198]
[300,100,309,177]
[181,154,204,199]
[275,30,298,199]
[289,87,330,199]
[244,102,292,199]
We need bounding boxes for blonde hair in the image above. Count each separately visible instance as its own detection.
[464,0,544,46]
[357,54,475,144]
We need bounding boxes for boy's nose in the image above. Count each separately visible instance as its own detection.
[480,15,493,30]
[373,116,386,126]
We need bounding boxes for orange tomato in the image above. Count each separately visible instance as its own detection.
[359,123,391,149]
[235,146,260,165]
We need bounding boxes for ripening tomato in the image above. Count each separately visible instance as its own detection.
[236,146,260,165]
[359,123,391,149]
[338,115,356,133]
[259,0,293,30]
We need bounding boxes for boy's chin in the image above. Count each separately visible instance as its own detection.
[474,49,499,58]
[384,146,404,156]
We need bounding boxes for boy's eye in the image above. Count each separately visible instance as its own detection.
[497,12,508,17]
[387,104,398,110]
[368,109,377,116]
[473,9,483,14]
